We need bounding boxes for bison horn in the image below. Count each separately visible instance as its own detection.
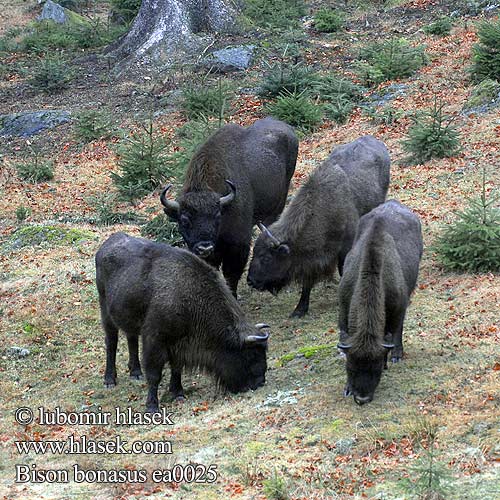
[337,342,352,350]
[220,180,236,207]
[160,185,180,215]
[257,222,281,248]
[245,331,270,345]
[255,323,270,330]
[381,342,395,349]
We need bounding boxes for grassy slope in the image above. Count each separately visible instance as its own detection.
[1,1,499,499]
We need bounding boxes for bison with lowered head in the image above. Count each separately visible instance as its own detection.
[247,135,390,317]
[161,117,298,296]
[96,232,270,413]
[337,200,423,405]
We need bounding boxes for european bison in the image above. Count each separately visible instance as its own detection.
[337,200,423,405]
[161,117,298,296]
[247,135,390,317]
[96,232,270,413]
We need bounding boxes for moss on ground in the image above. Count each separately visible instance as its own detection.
[2,225,95,251]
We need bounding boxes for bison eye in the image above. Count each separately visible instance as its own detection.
[180,214,191,227]
[262,254,273,265]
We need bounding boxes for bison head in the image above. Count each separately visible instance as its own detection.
[338,334,394,405]
[160,181,236,259]
[218,323,270,393]
[247,223,292,295]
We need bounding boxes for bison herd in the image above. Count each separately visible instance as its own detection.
[96,117,423,411]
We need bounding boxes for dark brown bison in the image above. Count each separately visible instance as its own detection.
[160,117,298,296]
[337,200,423,405]
[96,232,270,413]
[247,135,390,317]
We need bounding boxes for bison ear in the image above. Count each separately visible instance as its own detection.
[277,243,290,255]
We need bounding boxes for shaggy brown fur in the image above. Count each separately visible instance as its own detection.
[96,232,269,413]
[162,117,298,296]
[338,200,423,405]
[248,135,390,317]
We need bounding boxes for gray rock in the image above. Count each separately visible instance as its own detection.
[0,110,71,137]
[6,347,30,358]
[255,388,304,409]
[335,437,356,455]
[202,45,255,73]
[38,0,68,24]
[364,83,408,107]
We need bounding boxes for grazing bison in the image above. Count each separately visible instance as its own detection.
[337,200,423,405]
[247,135,390,317]
[161,117,298,296]
[96,232,270,413]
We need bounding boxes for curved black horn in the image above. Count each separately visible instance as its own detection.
[257,222,281,248]
[245,331,270,345]
[381,342,395,349]
[160,185,180,214]
[255,323,270,330]
[220,180,236,207]
[337,342,352,350]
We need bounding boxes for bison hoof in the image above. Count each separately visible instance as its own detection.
[290,309,307,318]
[130,373,143,381]
[146,405,160,414]
[173,395,186,403]
[104,379,116,388]
[391,356,402,363]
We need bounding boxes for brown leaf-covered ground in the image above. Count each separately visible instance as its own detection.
[0,1,499,499]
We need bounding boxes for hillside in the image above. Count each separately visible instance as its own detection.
[0,1,499,499]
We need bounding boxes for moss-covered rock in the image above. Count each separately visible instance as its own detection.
[3,225,95,251]
[38,0,90,26]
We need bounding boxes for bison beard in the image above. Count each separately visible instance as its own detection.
[160,117,298,297]
[337,200,423,405]
[95,233,270,413]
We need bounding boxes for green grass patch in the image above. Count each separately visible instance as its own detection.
[3,225,95,251]
[244,0,306,30]
[278,343,337,366]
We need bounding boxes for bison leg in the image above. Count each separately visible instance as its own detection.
[143,336,167,413]
[127,334,143,380]
[387,312,406,363]
[168,369,185,401]
[290,280,314,318]
[102,315,119,388]
[167,350,185,400]
[222,243,250,298]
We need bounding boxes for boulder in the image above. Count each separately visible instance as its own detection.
[6,347,30,358]
[0,110,71,137]
[38,0,68,24]
[202,45,255,73]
